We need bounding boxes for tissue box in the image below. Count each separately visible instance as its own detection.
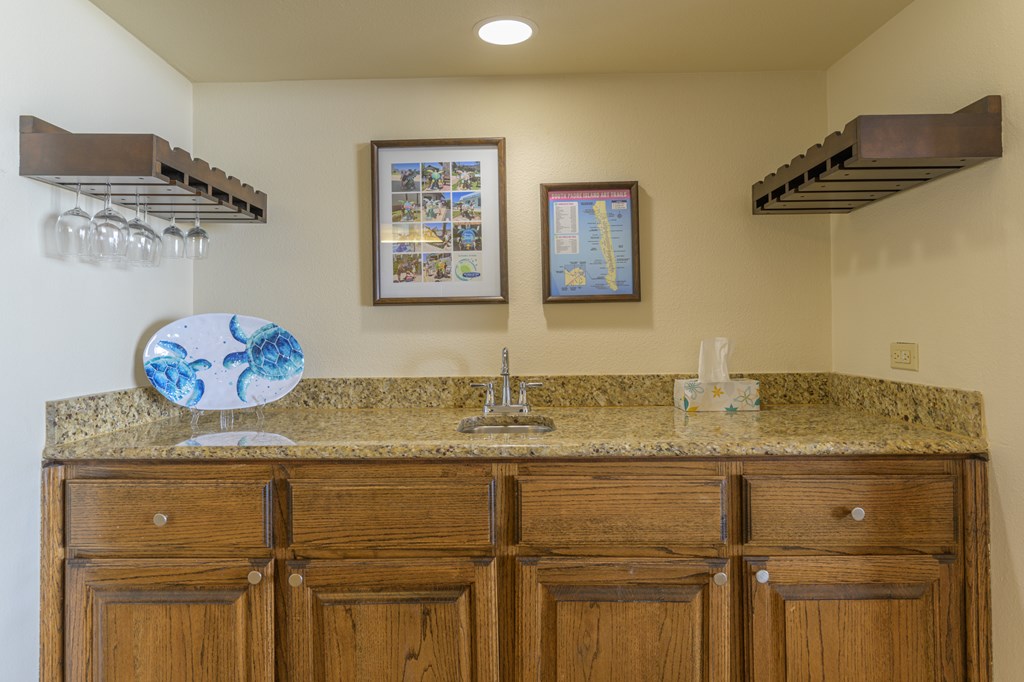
[674,379,761,412]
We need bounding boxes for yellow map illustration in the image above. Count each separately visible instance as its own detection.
[593,201,618,291]
[564,267,586,287]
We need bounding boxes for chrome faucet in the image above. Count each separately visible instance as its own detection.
[471,347,543,415]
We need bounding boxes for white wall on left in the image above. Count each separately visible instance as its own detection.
[0,0,193,677]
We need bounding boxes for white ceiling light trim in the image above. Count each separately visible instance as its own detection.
[475,17,536,45]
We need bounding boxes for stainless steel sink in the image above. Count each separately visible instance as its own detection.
[457,415,555,434]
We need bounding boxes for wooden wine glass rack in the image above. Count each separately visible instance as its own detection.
[19,116,267,223]
[753,95,1002,215]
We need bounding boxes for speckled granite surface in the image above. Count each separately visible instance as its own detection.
[46,387,184,447]
[43,372,986,459]
[828,374,985,439]
[276,373,831,410]
[45,373,831,447]
[43,404,986,461]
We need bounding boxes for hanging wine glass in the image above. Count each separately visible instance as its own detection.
[185,213,209,260]
[161,215,185,259]
[54,184,91,257]
[141,203,162,267]
[125,191,151,266]
[87,185,128,261]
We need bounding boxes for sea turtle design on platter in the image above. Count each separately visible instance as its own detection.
[224,314,304,402]
[144,341,212,407]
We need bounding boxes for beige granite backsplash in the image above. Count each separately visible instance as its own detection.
[828,374,985,440]
[277,372,831,410]
[46,387,185,447]
[44,372,983,446]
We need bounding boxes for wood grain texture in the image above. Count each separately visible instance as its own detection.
[66,480,272,556]
[746,555,961,681]
[289,478,494,553]
[964,460,992,682]
[284,557,498,681]
[744,475,957,552]
[40,464,65,682]
[517,557,730,681]
[65,559,273,682]
[46,457,990,681]
[517,475,725,550]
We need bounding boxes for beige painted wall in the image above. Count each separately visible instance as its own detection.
[192,72,831,377]
[828,0,1023,675]
[0,0,194,677]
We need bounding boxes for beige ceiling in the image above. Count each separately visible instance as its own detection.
[89,0,914,82]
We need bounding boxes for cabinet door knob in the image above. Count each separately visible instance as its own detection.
[850,506,866,521]
[755,569,770,584]
[713,572,728,586]
[247,571,263,585]
[288,574,304,587]
[152,513,168,527]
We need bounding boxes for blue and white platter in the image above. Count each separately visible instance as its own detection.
[143,313,304,410]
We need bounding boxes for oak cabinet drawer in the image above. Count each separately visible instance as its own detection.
[289,479,495,552]
[516,476,726,549]
[744,475,957,551]
[66,480,272,555]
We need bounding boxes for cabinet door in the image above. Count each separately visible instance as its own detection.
[65,559,274,682]
[517,558,732,682]
[284,557,498,682]
[747,556,963,682]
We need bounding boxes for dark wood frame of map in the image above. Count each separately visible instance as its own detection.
[540,180,641,303]
[371,138,508,305]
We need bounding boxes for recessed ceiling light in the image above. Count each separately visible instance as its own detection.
[475,17,536,45]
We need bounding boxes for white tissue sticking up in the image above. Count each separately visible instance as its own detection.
[697,337,731,383]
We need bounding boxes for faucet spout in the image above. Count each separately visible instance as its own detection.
[500,347,512,407]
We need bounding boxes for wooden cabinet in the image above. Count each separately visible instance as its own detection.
[45,458,990,681]
[65,559,274,682]
[516,558,731,681]
[745,556,962,681]
[284,558,498,681]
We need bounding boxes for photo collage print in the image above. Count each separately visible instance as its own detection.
[387,161,483,284]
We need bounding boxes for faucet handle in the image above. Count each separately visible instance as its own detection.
[470,382,495,406]
[518,381,544,406]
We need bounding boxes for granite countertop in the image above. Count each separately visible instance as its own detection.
[43,404,988,461]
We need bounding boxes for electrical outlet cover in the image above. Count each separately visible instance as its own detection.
[890,342,919,371]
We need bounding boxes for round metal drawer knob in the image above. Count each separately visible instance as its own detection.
[152,513,168,527]
[247,571,263,585]
[755,569,770,584]
[713,572,728,586]
[850,507,866,521]
[288,574,304,588]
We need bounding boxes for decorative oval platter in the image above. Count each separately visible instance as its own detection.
[143,313,304,410]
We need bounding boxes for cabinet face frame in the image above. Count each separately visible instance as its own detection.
[516,557,732,682]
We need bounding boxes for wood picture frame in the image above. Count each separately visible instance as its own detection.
[371,138,508,305]
[540,181,640,303]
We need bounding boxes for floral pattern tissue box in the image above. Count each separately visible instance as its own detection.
[674,379,761,412]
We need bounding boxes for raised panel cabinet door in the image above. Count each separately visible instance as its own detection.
[746,556,964,682]
[65,558,274,682]
[517,557,732,682]
[283,557,498,682]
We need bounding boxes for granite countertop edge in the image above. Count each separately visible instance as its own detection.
[41,405,989,462]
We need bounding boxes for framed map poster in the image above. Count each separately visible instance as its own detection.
[541,181,640,303]
[371,138,508,305]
